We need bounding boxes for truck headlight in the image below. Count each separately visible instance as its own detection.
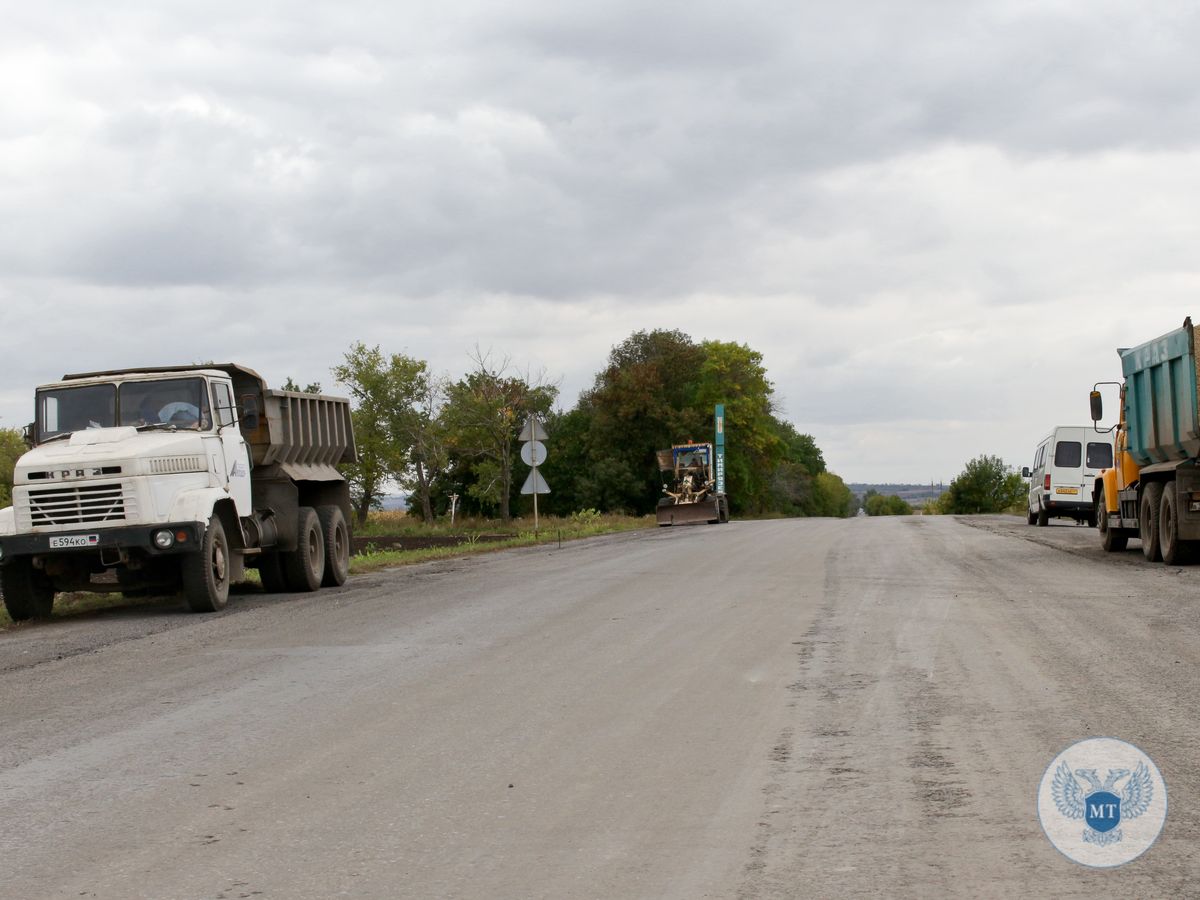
[153,530,175,549]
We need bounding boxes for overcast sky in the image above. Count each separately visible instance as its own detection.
[3,1,1199,483]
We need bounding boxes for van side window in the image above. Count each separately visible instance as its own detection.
[1035,445,1045,469]
[1055,441,1082,468]
[1086,442,1113,469]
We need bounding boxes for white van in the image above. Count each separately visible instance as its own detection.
[1023,426,1115,526]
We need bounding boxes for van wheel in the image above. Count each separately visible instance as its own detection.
[282,506,325,592]
[1159,486,1194,564]
[1098,495,1128,552]
[1027,508,1036,525]
[1140,483,1163,562]
[1036,505,1048,527]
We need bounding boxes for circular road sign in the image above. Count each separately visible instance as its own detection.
[521,440,548,466]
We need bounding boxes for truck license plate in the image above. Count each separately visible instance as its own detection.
[49,534,100,548]
[1055,487,1079,495]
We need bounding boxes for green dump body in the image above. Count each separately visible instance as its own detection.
[1121,319,1200,467]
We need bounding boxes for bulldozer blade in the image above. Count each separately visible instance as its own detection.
[656,499,720,526]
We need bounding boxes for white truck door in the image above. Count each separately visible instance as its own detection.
[212,380,253,514]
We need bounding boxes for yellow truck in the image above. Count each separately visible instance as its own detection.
[1090,317,1200,563]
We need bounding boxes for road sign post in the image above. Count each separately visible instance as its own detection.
[519,416,551,531]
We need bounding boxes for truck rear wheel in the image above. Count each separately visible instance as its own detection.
[1140,483,1163,562]
[317,505,350,587]
[182,517,230,613]
[1,558,55,621]
[1159,486,1195,565]
[282,506,325,592]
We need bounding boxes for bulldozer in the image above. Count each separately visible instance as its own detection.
[655,442,730,526]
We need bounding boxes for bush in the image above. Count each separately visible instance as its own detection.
[865,493,912,516]
[941,455,1025,514]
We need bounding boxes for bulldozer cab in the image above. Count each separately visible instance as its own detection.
[658,443,712,478]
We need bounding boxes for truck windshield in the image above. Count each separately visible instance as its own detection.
[118,379,212,431]
[37,384,117,440]
[36,378,212,442]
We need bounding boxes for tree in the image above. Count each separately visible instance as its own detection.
[694,340,785,514]
[442,350,557,522]
[0,427,26,507]
[810,471,856,517]
[282,377,323,393]
[332,343,430,525]
[941,455,1025,514]
[396,371,450,524]
[580,330,708,515]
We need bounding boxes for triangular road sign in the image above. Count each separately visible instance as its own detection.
[519,416,548,442]
[521,469,551,494]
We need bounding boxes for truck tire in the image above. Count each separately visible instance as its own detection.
[317,505,350,587]
[1036,505,1048,527]
[282,506,325,592]
[182,516,231,613]
[1140,483,1164,562]
[257,552,288,593]
[1097,495,1128,552]
[1027,508,1036,525]
[1,558,55,620]
[1159,486,1195,565]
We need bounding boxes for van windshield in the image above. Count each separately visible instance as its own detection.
[1087,442,1114,469]
[1055,441,1082,468]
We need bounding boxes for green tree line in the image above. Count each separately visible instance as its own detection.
[330,329,856,523]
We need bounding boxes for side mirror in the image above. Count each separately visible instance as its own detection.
[240,395,260,431]
[22,422,34,448]
[1089,390,1103,422]
[1021,467,1030,478]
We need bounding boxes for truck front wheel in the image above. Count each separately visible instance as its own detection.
[282,506,325,592]
[182,517,230,613]
[1,558,55,620]
[1097,495,1128,552]
[1140,483,1164,562]
[317,505,350,587]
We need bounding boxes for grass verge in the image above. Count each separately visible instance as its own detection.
[0,512,653,631]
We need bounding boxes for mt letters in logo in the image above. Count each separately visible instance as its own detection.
[1037,737,1166,867]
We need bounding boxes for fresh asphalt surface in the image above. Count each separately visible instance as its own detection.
[2,516,1198,898]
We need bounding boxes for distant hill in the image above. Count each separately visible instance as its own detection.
[849,483,946,504]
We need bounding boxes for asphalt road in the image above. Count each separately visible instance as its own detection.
[2,516,1199,898]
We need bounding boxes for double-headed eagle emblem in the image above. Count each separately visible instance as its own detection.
[1052,760,1154,847]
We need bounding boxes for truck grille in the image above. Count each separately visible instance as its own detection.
[148,455,204,474]
[27,483,128,526]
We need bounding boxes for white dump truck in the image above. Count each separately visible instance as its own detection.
[0,364,356,619]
